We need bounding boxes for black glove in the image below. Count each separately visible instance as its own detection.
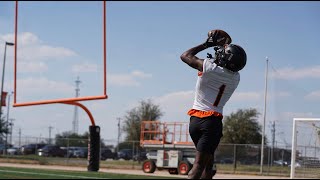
[202,31,220,48]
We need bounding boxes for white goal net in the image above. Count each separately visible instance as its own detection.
[290,118,320,179]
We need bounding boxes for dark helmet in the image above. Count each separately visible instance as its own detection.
[214,44,247,72]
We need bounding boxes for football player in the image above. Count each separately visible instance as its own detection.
[180,29,247,179]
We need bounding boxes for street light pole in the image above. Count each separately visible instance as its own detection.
[1,42,14,117]
[1,42,14,155]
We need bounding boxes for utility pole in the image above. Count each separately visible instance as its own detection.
[117,117,121,153]
[9,118,14,146]
[260,57,269,174]
[271,121,276,166]
[48,126,53,145]
[72,76,81,134]
[18,128,21,148]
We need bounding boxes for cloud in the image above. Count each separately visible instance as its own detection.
[151,90,265,122]
[108,70,152,87]
[231,92,261,101]
[19,44,77,62]
[19,62,48,73]
[305,90,320,100]
[270,66,320,80]
[153,91,263,113]
[274,91,291,97]
[6,77,73,94]
[281,111,314,119]
[152,90,194,122]
[0,32,78,72]
[72,62,98,73]
[131,70,152,78]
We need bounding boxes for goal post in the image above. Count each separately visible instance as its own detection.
[13,1,107,172]
[290,118,320,179]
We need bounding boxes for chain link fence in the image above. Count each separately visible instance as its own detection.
[0,136,319,178]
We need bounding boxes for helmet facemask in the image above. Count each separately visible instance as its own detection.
[213,45,232,68]
[209,44,246,72]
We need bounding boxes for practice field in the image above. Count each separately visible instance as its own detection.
[0,166,181,179]
[0,163,289,179]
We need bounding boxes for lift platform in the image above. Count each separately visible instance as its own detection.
[140,121,196,175]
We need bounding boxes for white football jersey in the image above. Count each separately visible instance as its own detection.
[191,58,240,115]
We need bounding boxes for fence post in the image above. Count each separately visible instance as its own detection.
[233,144,237,173]
[132,141,135,169]
[267,147,270,175]
[67,138,70,165]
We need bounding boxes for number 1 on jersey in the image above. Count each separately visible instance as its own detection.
[213,84,226,107]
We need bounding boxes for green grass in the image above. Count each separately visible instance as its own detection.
[0,155,293,177]
[217,164,290,176]
[0,155,142,168]
[0,166,181,179]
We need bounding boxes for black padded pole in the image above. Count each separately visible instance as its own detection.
[88,125,100,172]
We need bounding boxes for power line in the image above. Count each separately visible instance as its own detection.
[268,62,311,96]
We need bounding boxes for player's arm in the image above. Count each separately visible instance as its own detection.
[180,29,232,72]
[180,44,207,72]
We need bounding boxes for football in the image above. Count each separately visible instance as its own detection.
[208,29,232,46]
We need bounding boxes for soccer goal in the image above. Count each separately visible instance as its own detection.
[290,118,320,179]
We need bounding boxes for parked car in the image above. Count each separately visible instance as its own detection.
[0,144,4,154]
[117,149,133,160]
[273,160,288,166]
[62,146,82,158]
[38,145,67,157]
[101,148,117,160]
[219,158,234,164]
[73,147,88,158]
[21,144,47,155]
[288,161,302,168]
[133,151,147,162]
[7,147,20,155]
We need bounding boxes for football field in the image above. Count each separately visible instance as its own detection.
[0,166,181,179]
[0,163,289,179]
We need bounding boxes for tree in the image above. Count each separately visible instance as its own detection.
[0,116,9,144]
[55,131,89,147]
[55,131,107,148]
[122,99,163,142]
[221,108,267,144]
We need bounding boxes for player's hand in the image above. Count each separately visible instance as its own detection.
[203,33,217,48]
[203,29,232,48]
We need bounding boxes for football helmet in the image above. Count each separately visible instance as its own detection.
[213,44,247,72]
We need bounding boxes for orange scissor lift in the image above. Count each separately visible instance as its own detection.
[140,121,196,175]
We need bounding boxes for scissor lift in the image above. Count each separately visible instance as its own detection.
[140,121,196,175]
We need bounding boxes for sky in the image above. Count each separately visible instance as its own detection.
[0,1,320,149]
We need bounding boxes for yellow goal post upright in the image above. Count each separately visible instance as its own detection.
[290,118,320,179]
[13,1,107,172]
